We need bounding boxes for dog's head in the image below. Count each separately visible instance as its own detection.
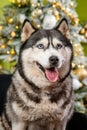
[18,18,73,88]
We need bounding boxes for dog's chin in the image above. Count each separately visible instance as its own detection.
[36,62,59,83]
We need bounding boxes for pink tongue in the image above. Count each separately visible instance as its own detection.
[45,69,59,83]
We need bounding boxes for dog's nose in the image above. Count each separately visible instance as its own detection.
[49,56,59,66]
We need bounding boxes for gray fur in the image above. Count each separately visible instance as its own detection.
[0,18,74,130]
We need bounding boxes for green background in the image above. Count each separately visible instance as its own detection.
[76,0,87,22]
[0,0,87,55]
[0,0,87,21]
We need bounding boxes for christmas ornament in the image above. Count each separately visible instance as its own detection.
[0,64,2,72]
[0,25,3,31]
[16,25,19,29]
[72,78,82,90]
[11,31,16,37]
[52,1,62,9]
[53,10,60,21]
[8,18,13,24]
[42,14,57,29]
[10,0,29,6]
[73,67,87,80]
[79,28,85,35]
[19,14,26,23]
[0,44,6,49]
[10,49,16,55]
[69,2,74,8]
[79,23,87,39]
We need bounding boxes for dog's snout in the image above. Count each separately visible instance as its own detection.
[49,56,59,65]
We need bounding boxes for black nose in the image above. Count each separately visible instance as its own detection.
[49,56,59,66]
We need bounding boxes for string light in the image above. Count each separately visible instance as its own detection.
[54,11,60,21]
[0,25,3,31]
[11,31,16,37]
[7,51,10,54]
[16,25,19,29]
[69,2,74,7]
[0,44,6,49]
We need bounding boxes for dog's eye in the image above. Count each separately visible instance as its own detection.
[37,44,44,49]
[56,44,62,49]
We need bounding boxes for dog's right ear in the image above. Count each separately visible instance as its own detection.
[56,18,70,39]
[21,19,35,43]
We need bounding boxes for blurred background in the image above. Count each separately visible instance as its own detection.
[0,0,87,55]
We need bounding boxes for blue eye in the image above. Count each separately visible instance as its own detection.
[37,44,44,49]
[56,44,62,49]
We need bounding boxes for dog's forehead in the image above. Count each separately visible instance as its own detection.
[21,29,71,50]
[28,29,63,45]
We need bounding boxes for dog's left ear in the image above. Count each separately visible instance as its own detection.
[21,19,35,43]
[56,18,70,39]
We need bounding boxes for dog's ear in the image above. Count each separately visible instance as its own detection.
[21,19,35,43]
[56,18,70,39]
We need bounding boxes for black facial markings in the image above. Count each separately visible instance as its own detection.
[45,30,51,49]
[17,55,41,94]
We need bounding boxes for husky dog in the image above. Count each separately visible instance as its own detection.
[0,18,74,130]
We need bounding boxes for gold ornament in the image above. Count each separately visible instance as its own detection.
[10,0,29,6]
[31,21,41,29]
[72,62,76,69]
[31,11,38,18]
[10,49,16,55]
[80,23,87,39]
[31,9,42,18]
[73,67,87,80]
[6,17,11,23]
[52,1,62,9]
[71,16,79,26]
[37,2,41,7]
[11,31,16,37]
[0,64,2,71]
[70,2,74,8]
[74,18,79,25]
[79,28,86,35]
[0,25,3,31]
[37,9,42,16]
[54,11,60,21]
[16,25,19,29]
[0,44,6,49]
[8,18,13,23]
[73,44,83,57]
[37,24,41,28]
[31,3,36,7]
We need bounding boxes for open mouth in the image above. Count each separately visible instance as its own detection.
[36,62,59,83]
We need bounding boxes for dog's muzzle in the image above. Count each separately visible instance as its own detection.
[49,56,59,67]
[36,56,59,83]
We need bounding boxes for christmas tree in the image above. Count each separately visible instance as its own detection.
[0,0,87,112]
